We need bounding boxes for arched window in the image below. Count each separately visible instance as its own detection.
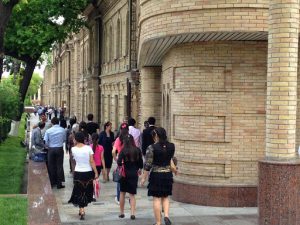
[109,25,113,61]
[125,11,129,56]
[116,18,121,59]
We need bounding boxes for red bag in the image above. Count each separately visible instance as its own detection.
[93,179,100,199]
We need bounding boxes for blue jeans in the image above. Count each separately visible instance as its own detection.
[116,182,120,201]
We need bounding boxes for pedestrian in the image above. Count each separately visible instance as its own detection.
[86,113,100,135]
[112,123,134,204]
[144,120,149,129]
[54,108,58,118]
[67,123,79,173]
[68,131,99,220]
[79,121,92,145]
[98,121,114,181]
[142,117,156,156]
[141,127,177,225]
[117,135,143,220]
[44,117,66,189]
[30,122,45,159]
[47,108,53,120]
[91,133,107,182]
[60,116,67,129]
[128,118,141,148]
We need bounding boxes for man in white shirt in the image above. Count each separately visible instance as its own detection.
[128,118,141,148]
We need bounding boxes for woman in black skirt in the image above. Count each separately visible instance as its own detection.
[141,127,177,225]
[68,132,99,220]
[117,135,143,219]
[99,121,114,181]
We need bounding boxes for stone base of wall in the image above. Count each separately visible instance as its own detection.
[172,181,257,207]
[258,160,300,225]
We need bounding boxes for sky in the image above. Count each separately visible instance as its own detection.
[3,63,45,78]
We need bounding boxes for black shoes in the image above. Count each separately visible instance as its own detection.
[164,217,172,225]
[130,215,135,220]
[119,214,125,218]
[92,198,96,202]
[57,185,65,189]
[79,212,85,220]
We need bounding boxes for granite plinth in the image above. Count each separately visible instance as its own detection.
[172,181,257,207]
[258,160,300,225]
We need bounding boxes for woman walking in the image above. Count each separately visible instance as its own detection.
[117,135,143,219]
[91,133,107,181]
[99,122,114,181]
[141,127,177,225]
[68,132,99,220]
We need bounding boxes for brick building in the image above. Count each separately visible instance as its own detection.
[41,1,300,223]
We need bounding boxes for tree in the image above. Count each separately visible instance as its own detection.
[3,0,90,122]
[2,0,90,135]
[0,0,20,80]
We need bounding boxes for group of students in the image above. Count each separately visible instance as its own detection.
[67,116,177,225]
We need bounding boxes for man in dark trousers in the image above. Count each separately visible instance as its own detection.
[142,117,156,156]
[44,117,66,189]
[86,113,100,135]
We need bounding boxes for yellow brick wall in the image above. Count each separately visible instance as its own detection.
[139,0,268,45]
[161,41,267,185]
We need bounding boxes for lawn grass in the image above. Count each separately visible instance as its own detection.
[0,197,27,225]
[0,114,27,194]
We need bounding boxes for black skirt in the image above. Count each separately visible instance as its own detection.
[120,173,139,195]
[148,172,173,197]
[68,171,94,208]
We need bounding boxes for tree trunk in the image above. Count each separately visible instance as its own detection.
[0,0,20,81]
[10,58,37,136]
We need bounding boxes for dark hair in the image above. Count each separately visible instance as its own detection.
[75,131,85,144]
[119,123,129,145]
[69,118,76,128]
[38,122,45,129]
[152,127,168,149]
[144,121,149,128]
[123,135,140,162]
[128,118,136,126]
[51,117,59,125]
[79,121,89,140]
[87,113,93,121]
[148,117,156,125]
[91,133,99,153]
[104,121,112,131]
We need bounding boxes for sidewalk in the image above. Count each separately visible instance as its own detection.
[53,150,258,225]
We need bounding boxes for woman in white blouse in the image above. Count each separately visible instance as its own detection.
[68,131,98,220]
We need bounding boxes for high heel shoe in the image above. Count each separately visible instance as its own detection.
[164,217,172,225]
[80,212,85,220]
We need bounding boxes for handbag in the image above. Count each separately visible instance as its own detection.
[113,164,125,182]
[93,179,100,199]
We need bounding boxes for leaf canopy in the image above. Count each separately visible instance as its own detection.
[4,0,90,59]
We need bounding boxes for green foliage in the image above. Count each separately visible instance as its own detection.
[0,197,27,225]
[4,0,90,59]
[0,80,20,119]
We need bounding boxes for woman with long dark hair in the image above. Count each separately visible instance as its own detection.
[117,135,143,219]
[68,132,99,220]
[141,127,177,225]
[99,121,114,181]
[79,121,92,145]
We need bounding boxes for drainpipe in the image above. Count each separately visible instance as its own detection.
[97,16,102,125]
[127,0,132,120]
[68,49,71,117]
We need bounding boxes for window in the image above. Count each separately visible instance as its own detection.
[116,18,121,59]
[107,95,111,121]
[109,25,113,61]
[115,95,119,130]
